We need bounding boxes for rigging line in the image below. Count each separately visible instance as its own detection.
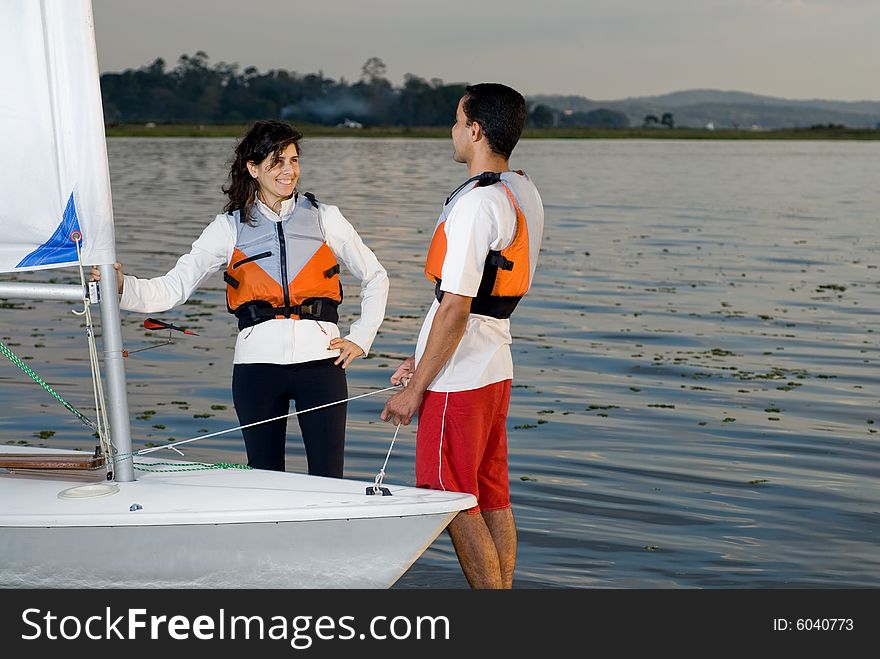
[0,339,97,431]
[370,422,402,494]
[74,237,113,465]
[137,384,402,456]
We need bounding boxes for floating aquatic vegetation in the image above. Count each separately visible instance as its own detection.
[643,546,657,551]
[520,476,538,481]
[748,479,769,485]
[210,404,227,410]
[723,417,736,423]
[514,424,537,430]
[193,413,213,419]
[34,430,55,439]
[648,404,675,408]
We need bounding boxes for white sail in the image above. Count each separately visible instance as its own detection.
[0,0,115,273]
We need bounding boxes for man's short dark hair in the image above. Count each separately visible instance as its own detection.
[462,83,526,160]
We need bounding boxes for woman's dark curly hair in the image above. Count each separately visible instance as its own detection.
[222,120,303,224]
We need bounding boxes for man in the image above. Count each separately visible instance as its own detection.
[381,83,544,589]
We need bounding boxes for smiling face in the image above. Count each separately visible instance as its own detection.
[248,142,300,211]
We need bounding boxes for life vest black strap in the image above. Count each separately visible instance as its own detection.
[234,298,339,330]
[470,295,521,319]
[223,272,240,290]
[476,171,502,187]
[323,264,340,278]
[303,192,320,209]
[432,249,513,303]
[444,171,504,206]
[433,279,521,319]
[487,251,514,271]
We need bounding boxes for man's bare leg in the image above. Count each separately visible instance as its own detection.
[447,512,503,589]
[483,507,516,589]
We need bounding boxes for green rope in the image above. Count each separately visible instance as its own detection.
[0,339,96,431]
[133,461,252,473]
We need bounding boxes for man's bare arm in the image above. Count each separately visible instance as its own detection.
[407,292,472,396]
[380,292,471,425]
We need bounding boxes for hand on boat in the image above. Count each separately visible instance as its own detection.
[390,356,415,386]
[89,262,125,294]
[328,338,364,368]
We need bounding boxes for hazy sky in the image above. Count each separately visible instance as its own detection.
[92,0,879,101]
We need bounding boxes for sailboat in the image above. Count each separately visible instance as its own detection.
[0,0,474,588]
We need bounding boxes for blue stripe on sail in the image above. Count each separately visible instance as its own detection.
[17,193,82,268]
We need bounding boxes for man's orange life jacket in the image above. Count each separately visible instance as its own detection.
[424,171,532,319]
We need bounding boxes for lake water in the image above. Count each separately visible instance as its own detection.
[2,138,878,588]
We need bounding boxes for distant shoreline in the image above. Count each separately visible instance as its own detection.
[105,124,880,140]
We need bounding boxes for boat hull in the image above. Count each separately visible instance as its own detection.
[1,513,456,588]
[0,447,476,588]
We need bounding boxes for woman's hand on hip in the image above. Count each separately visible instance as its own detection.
[328,338,364,368]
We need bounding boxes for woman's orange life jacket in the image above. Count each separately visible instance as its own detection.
[224,192,343,330]
[424,171,532,319]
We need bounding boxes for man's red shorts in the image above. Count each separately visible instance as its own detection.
[415,379,512,515]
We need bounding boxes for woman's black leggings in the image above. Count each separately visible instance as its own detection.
[231,359,347,477]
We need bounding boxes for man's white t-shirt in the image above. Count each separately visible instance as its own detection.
[415,174,543,393]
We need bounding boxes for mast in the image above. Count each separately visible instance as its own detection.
[97,265,134,481]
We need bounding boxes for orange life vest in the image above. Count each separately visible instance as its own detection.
[424,171,532,319]
[224,192,342,329]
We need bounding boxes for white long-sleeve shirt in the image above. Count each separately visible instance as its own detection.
[119,196,388,364]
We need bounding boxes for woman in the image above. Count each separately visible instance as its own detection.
[93,120,388,477]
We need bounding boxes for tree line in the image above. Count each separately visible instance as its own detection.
[100,53,630,129]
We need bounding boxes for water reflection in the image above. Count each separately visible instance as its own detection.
[2,138,878,588]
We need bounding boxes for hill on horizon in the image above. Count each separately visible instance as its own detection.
[529,89,880,129]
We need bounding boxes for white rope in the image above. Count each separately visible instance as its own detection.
[369,377,411,493]
[369,422,401,494]
[137,384,402,455]
[73,238,114,467]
